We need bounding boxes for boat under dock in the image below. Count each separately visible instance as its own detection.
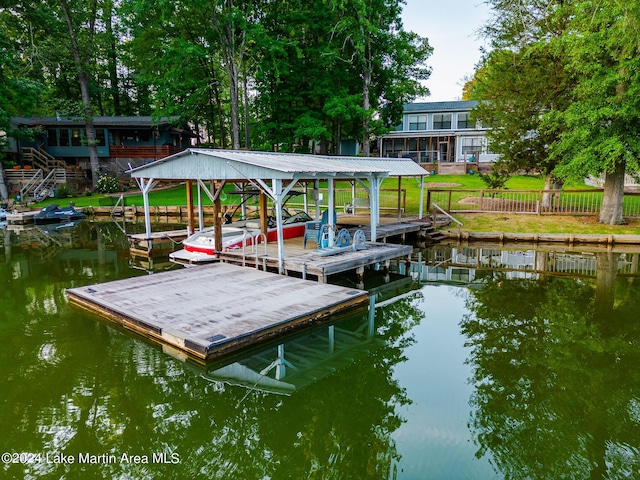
[66,263,369,362]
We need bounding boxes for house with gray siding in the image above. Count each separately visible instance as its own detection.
[378,100,498,174]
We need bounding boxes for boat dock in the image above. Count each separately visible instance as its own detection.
[66,263,368,362]
[218,239,413,284]
[128,229,189,257]
[5,210,38,224]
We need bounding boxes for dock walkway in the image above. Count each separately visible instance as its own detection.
[218,239,413,283]
[66,263,368,362]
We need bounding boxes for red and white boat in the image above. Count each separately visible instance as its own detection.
[169,208,313,264]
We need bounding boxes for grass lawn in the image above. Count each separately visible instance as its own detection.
[34,174,640,235]
[448,213,640,235]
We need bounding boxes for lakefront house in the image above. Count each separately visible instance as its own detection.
[378,100,498,174]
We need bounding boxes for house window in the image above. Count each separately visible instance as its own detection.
[95,129,106,146]
[47,129,57,146]
[408,115,427,130]
[457,113,472,129]
[433,114,452,130]
[382,138,405,157]
[59,129,70,146]
[461,137,485,155]
[71,128,84,146]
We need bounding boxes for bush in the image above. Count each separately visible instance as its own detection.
[55,184,68,198]
[94,174,120,194]
[479,162,510,190]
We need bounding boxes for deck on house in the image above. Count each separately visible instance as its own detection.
[66,262,369,362]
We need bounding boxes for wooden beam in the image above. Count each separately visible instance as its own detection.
[260,191,268,234]
[214,181,222,252]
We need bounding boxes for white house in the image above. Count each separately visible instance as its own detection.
[378,100,499,174]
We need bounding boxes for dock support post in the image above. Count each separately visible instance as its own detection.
[368,294,376,339]
[275,344,295,380]
[356,266,365,290]
[418,175,425,220]
[139,177,158,241]
[397,175,403,221]
[328,178,335,247]
[384,260,390,283]
[328,325,335,354]
[197,183,204,231]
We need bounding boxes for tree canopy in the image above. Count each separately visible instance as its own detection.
[468,0,640,224]
[1,0,432,161]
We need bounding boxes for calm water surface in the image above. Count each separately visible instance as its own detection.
[1,222,639,479]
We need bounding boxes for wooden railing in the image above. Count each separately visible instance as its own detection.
[109,145,184,159]
[21,147,67,170]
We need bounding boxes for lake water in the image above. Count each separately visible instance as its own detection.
[1,221,639,479]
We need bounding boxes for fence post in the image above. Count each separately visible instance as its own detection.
[538,191,542,215]
[448,190,453,211]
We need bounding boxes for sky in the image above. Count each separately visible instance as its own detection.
[400,0,492,102]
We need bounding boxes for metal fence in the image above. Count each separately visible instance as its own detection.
[426,188,640,217]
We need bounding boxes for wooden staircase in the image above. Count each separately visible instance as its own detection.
[21,147,68,171]
[17,147,82,202]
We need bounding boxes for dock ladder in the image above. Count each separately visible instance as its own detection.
[241,231,268,269]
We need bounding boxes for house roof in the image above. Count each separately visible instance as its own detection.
[11,116,182,128]
[403,100,478,113]
[128,148,427,181]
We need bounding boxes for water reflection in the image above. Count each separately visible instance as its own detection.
[0,221,430,479]
[453,248,640,479]
[9,222,640,478]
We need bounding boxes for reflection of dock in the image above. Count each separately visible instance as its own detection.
[66,263,368,362]
[408,245,640,284]
[195,316,382,394]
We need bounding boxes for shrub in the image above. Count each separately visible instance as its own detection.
[479,162,510,190]
[94,174,120,194]
[55,184,70,198]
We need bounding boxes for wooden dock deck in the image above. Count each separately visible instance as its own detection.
[218,238,413,283]
[66,263,368,362]
[5,210,38,224]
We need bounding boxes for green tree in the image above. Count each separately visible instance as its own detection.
[550,0,640,224]
[469,0,574,207]
[252,0,430,155]
[0,9,47,201]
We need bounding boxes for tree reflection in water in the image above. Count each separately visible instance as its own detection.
[0,221,426,479]
[462,252,640,479]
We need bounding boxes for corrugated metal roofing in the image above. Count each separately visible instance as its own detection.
[403,100,478,112]
[128,148,426,180]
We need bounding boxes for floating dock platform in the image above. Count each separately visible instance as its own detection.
[66,263,368,362]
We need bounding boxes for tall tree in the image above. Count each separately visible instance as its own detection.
[209,0,258,150]
[551,0,640,224]
[0,7,47,201]
[469,0,574,205]
[57,0,102,187]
